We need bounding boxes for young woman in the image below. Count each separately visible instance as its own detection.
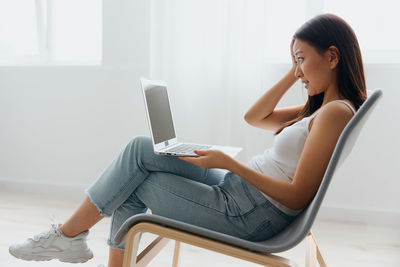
[9,13,366,267]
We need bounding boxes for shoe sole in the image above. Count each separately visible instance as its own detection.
[9,247,93,263]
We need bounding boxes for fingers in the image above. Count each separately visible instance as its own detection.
[290,38,295,50]
[194,150,208,156]
[290,39,296,66]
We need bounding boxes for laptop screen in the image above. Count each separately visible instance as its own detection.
[144,85,176,144]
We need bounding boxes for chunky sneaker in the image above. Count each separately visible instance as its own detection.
[9,222,93,263]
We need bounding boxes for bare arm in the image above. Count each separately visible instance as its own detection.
[232,103,354,209]
[244,70,304,132]
[244,40,303,131]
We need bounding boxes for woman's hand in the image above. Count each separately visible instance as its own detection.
[290,38,297,68]
[179,149,233,170]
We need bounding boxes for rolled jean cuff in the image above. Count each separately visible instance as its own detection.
[84,189,112,217]
[107,237,125,250]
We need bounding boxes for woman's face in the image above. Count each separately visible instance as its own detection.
[292,39,336,96]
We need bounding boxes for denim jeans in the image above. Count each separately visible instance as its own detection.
[86,136,298,250]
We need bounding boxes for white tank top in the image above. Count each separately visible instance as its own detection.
[247,100,356,215]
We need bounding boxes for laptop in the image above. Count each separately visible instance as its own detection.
[140,78,242,158]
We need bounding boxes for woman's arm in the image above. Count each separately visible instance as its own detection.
[239,102,354,209]
[244,40,302,132]
[244,67,301,132]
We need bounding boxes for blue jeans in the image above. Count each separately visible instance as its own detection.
[86,136,297,250]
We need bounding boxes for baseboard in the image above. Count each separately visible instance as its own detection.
[1,177,399,226]
[0,177,86,201]
[318,205,400,226]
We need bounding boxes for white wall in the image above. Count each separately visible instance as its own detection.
[0,2,399,224]
[320,64,400,223]
[0,0,150,188]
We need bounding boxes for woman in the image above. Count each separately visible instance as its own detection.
[9,13,366,267]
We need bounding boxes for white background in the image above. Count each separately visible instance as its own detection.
[0,0,399,225]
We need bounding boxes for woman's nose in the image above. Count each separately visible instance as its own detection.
[295,65,303,78]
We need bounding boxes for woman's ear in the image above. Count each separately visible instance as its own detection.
[328,45,340,70]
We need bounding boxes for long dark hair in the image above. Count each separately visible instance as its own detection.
[276,13,367,135]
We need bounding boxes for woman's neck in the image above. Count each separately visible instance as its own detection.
[321,85,342,106]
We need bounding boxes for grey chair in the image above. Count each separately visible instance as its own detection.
[114,89,383,267]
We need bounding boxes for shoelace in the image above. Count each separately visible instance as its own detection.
[31,215,61,242]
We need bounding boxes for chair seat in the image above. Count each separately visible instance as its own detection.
[114,212,306,254]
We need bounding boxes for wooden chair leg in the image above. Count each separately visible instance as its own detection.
[123,229,170,267]
[306,231,327,267]
[127,231,141,267]
[172,241,181,267]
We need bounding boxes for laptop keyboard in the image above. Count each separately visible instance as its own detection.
[164,143,212,154]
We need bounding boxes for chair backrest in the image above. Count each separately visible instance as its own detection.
[260,89,383,253]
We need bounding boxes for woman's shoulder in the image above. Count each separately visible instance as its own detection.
[310,100,354,132]
[321,100,355,117]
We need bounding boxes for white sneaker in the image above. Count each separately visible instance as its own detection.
[9,223,93,263]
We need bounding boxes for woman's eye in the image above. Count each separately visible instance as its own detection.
[297,57,304,62]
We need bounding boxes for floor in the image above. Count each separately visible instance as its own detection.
[1,190,399,267]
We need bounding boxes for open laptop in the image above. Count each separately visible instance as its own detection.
[140,78,242,158]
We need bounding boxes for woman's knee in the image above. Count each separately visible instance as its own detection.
[129,135,150,145]
[128,136,152,152]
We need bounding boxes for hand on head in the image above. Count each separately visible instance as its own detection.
[290,38,297,68]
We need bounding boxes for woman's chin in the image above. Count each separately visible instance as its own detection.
[306,87,322,96]
[307,91,318,97]
[308,90,325,97]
